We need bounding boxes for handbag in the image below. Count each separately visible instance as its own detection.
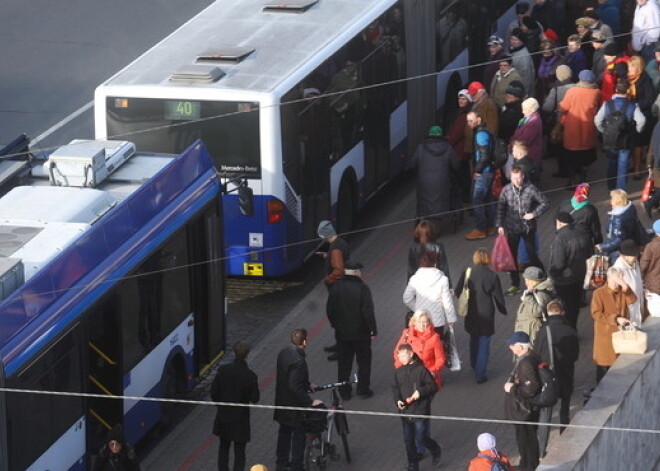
[641,167,655,203]
[612,324,647,355]
[583,254,609,290]
[457,268,471,317]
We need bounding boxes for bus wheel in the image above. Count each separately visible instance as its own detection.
[160,362,184,430]
[336,179,355,236]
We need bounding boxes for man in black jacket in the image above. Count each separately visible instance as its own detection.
[393,344,442,471]
[326,261,377,399]
[534,299,580,428]
[504,331,541,471]
[548,212,594,329]
[211,340,260,471]
[274,329,323,471]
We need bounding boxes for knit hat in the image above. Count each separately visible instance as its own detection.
[317,220,336,238]
[458,89,473,102]
[578,69,595,83]
[487,35,504,46]
[574,182,590,203]
[620,239,640,257]
[477,433,497,451]
[505,84,525,99]
[603,43,619,57]
[545,29,559,42]
[510,28,524,41]
[505,331,531,345]
[555,64,572,81]
[556,211,574,225]
[428,125,443,137]
[467,81,486,95]
[653,219,660,235]
[575,17,591,28]
[523,266,546,281]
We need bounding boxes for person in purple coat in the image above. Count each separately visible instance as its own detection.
[510,98,544,171]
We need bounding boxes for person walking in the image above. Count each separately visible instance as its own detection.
[327,261,377,399]
[274,329,323,471]
[515,267,555,344]
[548,211,594,329]
[454,248,507,384]
[591,267,636,385]
[594,79,646,191]
[467,433,515,471]
[393,343,442,471]
[496,166,549,293]
[407,219,451,286]
[641,220,660,294]
[504,331,541,471]
[534,299,580,428]
[211,341,260,471]
[410,126,460,235]
[596,189,639,263]
[559,183,603,245]
[612,240,646,326]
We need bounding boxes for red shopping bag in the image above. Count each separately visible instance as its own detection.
[641,167,655,203]
[491,233,517,272]
[491,169,504,200]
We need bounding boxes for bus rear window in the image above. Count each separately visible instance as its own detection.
[106,97,261,177]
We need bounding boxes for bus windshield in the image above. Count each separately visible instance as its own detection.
[106,97,261,177]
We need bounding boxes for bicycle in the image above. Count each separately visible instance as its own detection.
[303,377,356,470]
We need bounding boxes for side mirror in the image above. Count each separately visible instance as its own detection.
[238,184,254,217]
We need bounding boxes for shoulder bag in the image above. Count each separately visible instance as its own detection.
[458,268,471,317]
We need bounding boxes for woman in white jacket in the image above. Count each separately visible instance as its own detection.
[403,251,457,334]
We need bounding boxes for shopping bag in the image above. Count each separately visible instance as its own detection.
[447,325,461,371]
[646,293,660,317]
[641,167,655,203]
[491,169,504,200]
[491,233,516,272]
[457,268,471,317]
[612,325,647,355]
[583,254,609,290]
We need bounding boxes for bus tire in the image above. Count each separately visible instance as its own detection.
[336,178,355,236]
[160,359,185,430]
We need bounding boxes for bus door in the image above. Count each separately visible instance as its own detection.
[86,297,123,449]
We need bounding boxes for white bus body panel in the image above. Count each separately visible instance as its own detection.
[27,417,85,471]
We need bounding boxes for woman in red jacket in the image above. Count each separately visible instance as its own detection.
[393,310,446,388]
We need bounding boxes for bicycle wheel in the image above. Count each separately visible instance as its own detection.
[334,413,351,463]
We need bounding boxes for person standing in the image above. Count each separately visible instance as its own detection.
[509,28,536,96]
[464,82,500,159]
[317,220,349,287]
[490,56,524,109]
[560,183,603,245]
[326,261,377,399]
[612,240,646,326]
[510,97,544,171]
[596,189,639,263]
[274,329,323,471]
[467,433,515,471]
[94,425,140,471]
[548,212,594,329]
[511,140,540,186]
[644,119,660,216]
[483,35,507,88]
[496,166,549,294]
[499,82,526,143]
[541,64,575,178]
[504,331,541,471]
[627,55,655,178]
[211,341,260,471]
[410,126,460,235]
[455,248,507,384]
[393,343,442,471]
[515,267,555,343]
[446,89,473,206]
[534,299,580,427]
[641,220,660,294]
[407,219,451,286]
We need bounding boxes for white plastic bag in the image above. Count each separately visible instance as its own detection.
[447,325,461,372]
[646,292,660,317]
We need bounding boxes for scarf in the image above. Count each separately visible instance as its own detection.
[510,44,525,54]
[570,196,590,211]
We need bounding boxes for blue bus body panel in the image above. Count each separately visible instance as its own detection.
[0,140,218,376]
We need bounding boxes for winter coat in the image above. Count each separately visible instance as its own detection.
[504,351,541,421]
[510,45,536,97]
[392,358,437,416]
[403,267,457,328]
[559,83,603,151]
[560,199,603,244]
[512,156,540,186]
[211,359,260,442]
[491,68,525,109]
[393,325,446,387]
[496,181,550,235]
[641,236,660,294]
[468,449,515,471]
[601,56,630,102]
[410,137,459,220]
[542,80,575,124]
[455,264,507,337]
[499,99,523,142]
[327,274,377,340]
[566,50,587,82]
[407,240,451,287]
[510,112,543,167]
[446,108,470,161]
[324,236,349,285]
[483,49,507,91]
[537,55,564,99]
[613,257,645,326]
[515,278,555,344]
[549,225,594,286]
[600,203,638,255]
[534,315,579,399]
[591,285,636,366]
[274,345,313,428]
[94,444,140,471]
[597,0,622,36]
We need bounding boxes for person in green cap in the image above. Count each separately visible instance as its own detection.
[409,125,460,235]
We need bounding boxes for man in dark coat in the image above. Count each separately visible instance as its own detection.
[410,125,460,235]
[548,211,594,329]
[504,331,541,471]
[93,425,140,471]
[211,340,260,471]
[326,262,377,399]
[392,343,442,471]
[498,82,525,142]
[534,299,580,428]
[274,329,323,471]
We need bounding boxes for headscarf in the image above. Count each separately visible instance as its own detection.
[571,183,590,210]
[477,433,497,451]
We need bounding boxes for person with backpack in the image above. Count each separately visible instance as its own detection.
[504,331,541,471]
[594,79,646,191]
[467,432,515,471]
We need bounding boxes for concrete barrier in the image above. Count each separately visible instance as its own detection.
[538,317,660,470]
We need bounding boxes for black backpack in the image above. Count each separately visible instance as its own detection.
[601,98,635,151]
[477,453,509,471]
[529,362,559,408]
[491,137,509,169]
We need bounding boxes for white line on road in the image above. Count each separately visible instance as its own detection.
[31,100,94,148]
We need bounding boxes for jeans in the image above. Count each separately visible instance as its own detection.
[472,172,495,231]
[218,439,246,471]
[506,230,544,287]
[469,335,491,381]
[276,424,306,471]
[401,418,440,464]
[606,149,630,191]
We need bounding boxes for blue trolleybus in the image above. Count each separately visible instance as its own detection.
[94,0,517,276]
[0,138,226,470]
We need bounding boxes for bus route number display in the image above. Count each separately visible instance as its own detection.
[165,100,201,120]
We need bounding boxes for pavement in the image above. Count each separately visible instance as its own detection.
[142,156,653,471]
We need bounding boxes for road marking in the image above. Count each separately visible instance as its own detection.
[31,101,94,148]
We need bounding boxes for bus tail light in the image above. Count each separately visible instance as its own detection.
[267,200,285,224]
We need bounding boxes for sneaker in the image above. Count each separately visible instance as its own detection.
[506,286,520,296]
[464,229,487,240]
[486,227,498,236]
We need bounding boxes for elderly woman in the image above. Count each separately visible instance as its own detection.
[514,267,555,344]
[612,240,646,326]
[454,248,507,383]
[510,97,543,170]
[591,266,636,384]
[596,189,639,263]
[536,40,564,100]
